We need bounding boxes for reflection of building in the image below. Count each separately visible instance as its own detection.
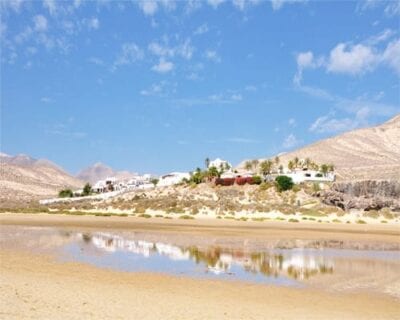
[81,232,334,280]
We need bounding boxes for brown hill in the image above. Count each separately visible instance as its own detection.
[238,114,400,181]
[76,162,138,184]
[0,154,83,206]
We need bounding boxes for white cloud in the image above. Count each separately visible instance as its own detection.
[73,0,82,8]
[294,33,400,80]
[382,38,400,75]
[185,0,203,14]
[148,38,194,60]
[138,0,158,15]
[33,15,48,32]
[113,43,144,69]
[384,1,400,16]
[226,137,260,143]
[366,28,395,45]
[88,17,100,30]
[140,83,163,96]
[245,85,257,91]
[205,50,221,63]
[231,94,242,101]
[309,107,374,134]
[293,51,323,84]
[309,115,355,134]
[149,41,174,57]
[327,43,377,75]
[288,118,296,126]
[1,0,23,13]
[270,0,307,11]
[40,97,52,103]
[152,58,174,73]
[207,0,225,9]
[194,23,209,35]
[283,134,302,149]
[43,0,57,16]
[88,57,104,65]
[232,0,261,11]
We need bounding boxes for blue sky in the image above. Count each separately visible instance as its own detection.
[1,0,399,175]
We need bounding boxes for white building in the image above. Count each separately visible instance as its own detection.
[157,172,191,187]
[93,177,117,193]
[282,169,335,184]
[208,158,232,170]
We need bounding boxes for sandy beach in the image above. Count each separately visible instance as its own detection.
[1,213,400,319]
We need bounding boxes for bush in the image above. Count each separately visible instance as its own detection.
[252,176,262,185]
[179,215,194,220]
[82,183,92,196]
[275,176,294,192]
[288,218,299,223]
[59,189,73,198]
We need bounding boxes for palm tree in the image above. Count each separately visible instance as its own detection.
[275,156,280,166]
[260,160,273,175]
[205,157,210,169]
[321,164,329,176]
[208,166,219,178]
[294,157,299,169]
[288,160,294,172]
[305,158,311,170]
[245,161,252,171]
[251,159,259,172]
[278,164,284,174]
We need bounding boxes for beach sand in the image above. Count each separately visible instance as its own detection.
[1,213,399,319]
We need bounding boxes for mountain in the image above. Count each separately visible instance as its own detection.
[0,154,83,206]
[238,114,400,181]
[76,162,138,184]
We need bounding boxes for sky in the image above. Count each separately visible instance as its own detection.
[1,0,399,175]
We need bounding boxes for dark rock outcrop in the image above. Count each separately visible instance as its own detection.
[315,180,400,211]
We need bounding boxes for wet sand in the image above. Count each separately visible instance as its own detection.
[1,213,400,319]
[1,213,400,244]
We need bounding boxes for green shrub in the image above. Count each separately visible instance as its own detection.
[275,176,294,192]
[381,220,388,223]
[252,176,262,185]
[356,219,367,224]
[138,213,152,219]
[288,218,299,223]
[180,215,195,220]
[58,189,73,198]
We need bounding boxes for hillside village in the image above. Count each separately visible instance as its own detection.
[54,156,336,200]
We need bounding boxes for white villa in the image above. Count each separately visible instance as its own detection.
[208,158,232,170]
[157,172,191,187]
[93,177,117,193]
[93,174,154,193]
[283,169,335,184]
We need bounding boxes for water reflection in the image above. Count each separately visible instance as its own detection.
[74,231,334,280]
[1,226,399,296]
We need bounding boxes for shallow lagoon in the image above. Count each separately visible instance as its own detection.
[1,225,399,297]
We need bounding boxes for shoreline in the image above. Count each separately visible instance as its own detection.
[1,212,400,246]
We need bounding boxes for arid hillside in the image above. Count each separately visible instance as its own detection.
[0,154,83,206]
[76,162,138,184]
[238,115,400,181]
